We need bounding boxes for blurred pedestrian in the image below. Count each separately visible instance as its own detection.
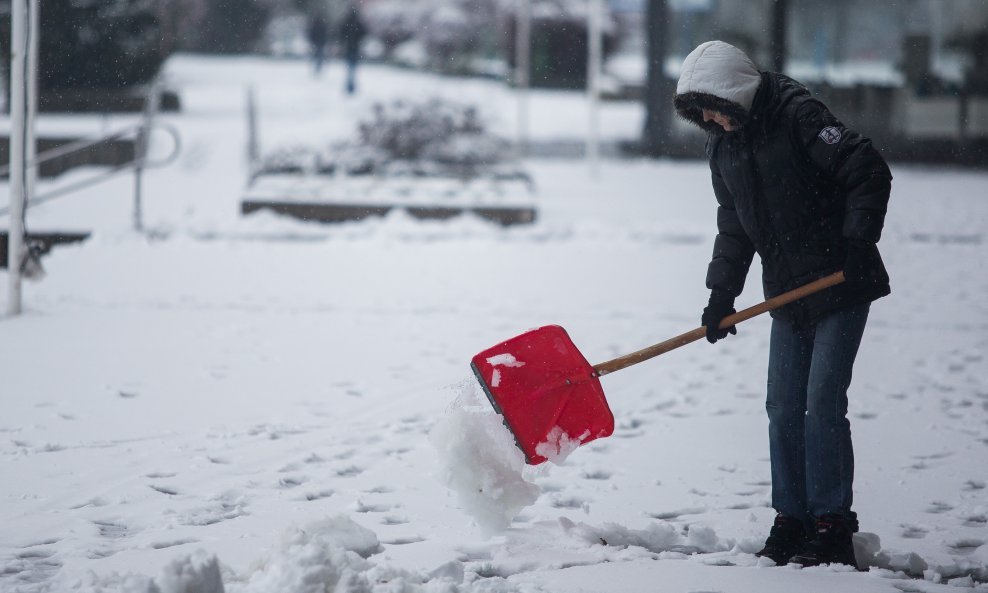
[307,12,330,76]
[673,41,892,568]
[338,5,367,94]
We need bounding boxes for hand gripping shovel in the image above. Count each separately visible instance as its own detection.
[471,271,845,465]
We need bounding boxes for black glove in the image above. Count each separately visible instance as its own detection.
[701,290,737,344]
[843,240,872,287]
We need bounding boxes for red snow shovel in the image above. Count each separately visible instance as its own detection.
[471,271,846,465]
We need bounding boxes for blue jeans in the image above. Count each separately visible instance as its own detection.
[766,303,870,531]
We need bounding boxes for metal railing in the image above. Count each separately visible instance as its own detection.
[0,83,182,230]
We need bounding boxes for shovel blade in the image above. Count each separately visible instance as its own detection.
[471,325,614,465]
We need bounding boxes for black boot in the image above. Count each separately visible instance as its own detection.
[756,514,807,565]
[789,514,858,568]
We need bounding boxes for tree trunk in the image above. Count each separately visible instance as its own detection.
[770,0,788,73]
[642,0,673,156]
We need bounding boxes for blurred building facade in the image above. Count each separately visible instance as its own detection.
[625,0,988,163]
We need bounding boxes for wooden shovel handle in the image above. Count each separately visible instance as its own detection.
[592,271,845,377]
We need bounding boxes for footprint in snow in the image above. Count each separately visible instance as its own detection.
[382,536,425,545]
[70,497,109,509]
[948,539,986,555]
[727,502,761,510]
[3,547,63,585]
[619,418,647,430]
[550,496,590,511]
[962,513,987,527]
[333,449,357,460]
[962,479,986,491]
[149,538,199,550]
[179,508,245,527]
[381,516,409,525]
[21,539,59,548]
[177,496,249,527]
[352,500,392,513]
[14,548,57,560]
[647,507,707,520]
[647,399,679,413]
[616,417,647,437]
[248,424,307,440]
[93,520,131,540]
[900,524,929,539]
[278,476,306,489]
[581,470,612,481]
[925,501,954,514]
[303,490,334,502]
[150,484,180,496]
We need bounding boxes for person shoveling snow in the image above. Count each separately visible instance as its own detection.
[673,40,892,569]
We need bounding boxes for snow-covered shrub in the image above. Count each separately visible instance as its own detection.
[358,98,501,162]
[255,97,521,181]
[256,145,316,175]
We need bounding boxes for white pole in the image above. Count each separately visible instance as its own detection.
[247,85,260,174]
[27,0,39,216]
[586,0,602,176]
[515,0,531,157]
[7,0,27,316]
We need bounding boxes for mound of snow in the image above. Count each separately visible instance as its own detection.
[429,380,540,535]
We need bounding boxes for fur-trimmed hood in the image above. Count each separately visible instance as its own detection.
[673,41,762,134]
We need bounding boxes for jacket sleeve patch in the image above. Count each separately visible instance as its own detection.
[818,126,842,145]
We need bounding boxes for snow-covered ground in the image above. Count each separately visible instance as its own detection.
[2,55,987,593]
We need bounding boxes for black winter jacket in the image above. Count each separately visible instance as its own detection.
[704,72,892,325]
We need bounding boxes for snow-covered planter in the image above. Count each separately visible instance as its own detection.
[246,97,535,226]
